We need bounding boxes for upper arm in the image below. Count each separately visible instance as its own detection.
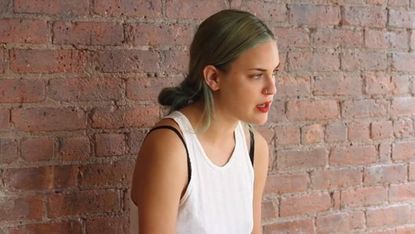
[131,125,188,234]
[251,130,270,234]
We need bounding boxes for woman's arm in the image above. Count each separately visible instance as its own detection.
[251,130,270,234]
[131,124,188,234]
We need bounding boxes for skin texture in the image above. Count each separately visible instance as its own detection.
[131,40,280,233]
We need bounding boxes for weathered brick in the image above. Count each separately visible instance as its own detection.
[274,27,310,48]
[330,145,377,166]
[392,141,415,161]
[391,97,415,117]
[289,4,340,26]
[95,133,126,156]
[14,0,89,16]
[53,21,123,46]
[166,0,226,19]
[97,49,159,73]
[275,75,311,97]
[268,100,285,122]
[390,183,415,202]
[280,192,332,217]
[264,173,308,194]
[161,49,188,74]
[392,53,415,72]
[301,124,324,144]
[410,163,415,181]
[364,164,407,185]
[411,30,415,49]
[343,6,386,27]
[261,199,277,221]
[128,130,146,155]
[313,72,362,96]
[4,165,78,191]
[128,23,193,47]
[288,49,340,72]
[274,125,300,145]
[392,74,412,95]
[389,9,415,28]
[238,2,287,22]
[325,121,347,143]
[388,0,410,7]
[379,143,392,162]
[47,190,120,217]
[85,216,129,234]
[58,136,90,161]
[364,72,392,95]
[0,49,6,73]
[348,120,371,142]
[341,50,387,71]
[397,226,415,234]
[0,195,43,221]
[263,219,314,233]
[287,100,339,121]
[394,118,414,139]
[79,160,133,188]
[0,0,9,14]
[0,108,10,130]
[365,29,409,49]
[0,79,45,103]
[316,211,365,233]
[9,220,82,234]
[93,0,162,18]
[21,137,54,161]
[0,138,18,164]
[10,49,87,74]
[277,147,328,170]
[311,168,362,190]
[48,77,123,102]
[367,205,411,227]
[371,120,394,140]
[342,99,388,119]
[0,19,48,44]
[340,186,388,208]
[312,28,363,48]
[13,107,86,131]
[126,77,179,102]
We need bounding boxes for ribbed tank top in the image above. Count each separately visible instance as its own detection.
[165,111,254,234]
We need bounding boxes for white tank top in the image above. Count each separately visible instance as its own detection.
[165,111,254,234]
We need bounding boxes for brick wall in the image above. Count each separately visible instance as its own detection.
[0,0,414,233]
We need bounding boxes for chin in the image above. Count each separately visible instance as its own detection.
[246,115,268,125]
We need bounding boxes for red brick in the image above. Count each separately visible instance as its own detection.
[128,130,146,155]
[0,195,43,221]
[274,125,300,145]
[392,53,415,72]
[342,99,388,119]
[348,121,371,142]
[14,0,89,16]
[289,4,340,26]
[275,75,311,97]
[10,49,87,74]
[0,19,48,44]
[280,192,332,217]
[238,2,287,22]
[287,99,339,121]
[341,50,387,71]
[264,172,308,194]
[389,10,415,28]
[391,97,415,117]
[21,137,54,161]
[0,138,18,164]
[364,164,407,185]
[316,211,365,233]
[390,183,415,202]
[13,107,86,131]
[392,75,412,95]
[340,186,388,208]
[166,0,226,19]
[53,21,123,46]
[97,49,159,73]
[86,216,129,234]
[47,190,120,217]
[367,205,411,227]
[263,219,314,233]
[313,72,362,96]
[410,163,415,181]
[161,49,188,73]
[128,23,193,47]
[0,49,6,73]
[92,105,159,129]
[4,165,78,191]
[371,120,394,140]
[393,141,415,161]
[95,133,125,156]
[302,124,324,144]
[48,77,123,102]
[388,0,410,7]
[261,199,277,221]
[378,142,391,162]
[288,49,340,72]
[365,29,408,49]
[343,6,386,27]
[93,0,161,18]
[0,79,45,103]
[79,160,133,188]
[126,77,179,102]
[325,121,347,143]
[58,136,90,161]
[9,220,82,234]
[0,0,9,14]
[277,147,328,170]
[268,100,285,122]
[274,27,310,48]
[330,145,377,166]
[312,28,363,48]
[397,226,415,234]
[411,31,415,50]
[364,72,392,95]
[311,168,362,190]
[0,108,10,130]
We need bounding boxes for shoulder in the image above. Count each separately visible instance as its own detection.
[250,127,270,170]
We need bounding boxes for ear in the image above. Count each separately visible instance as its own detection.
[202,65,221,91]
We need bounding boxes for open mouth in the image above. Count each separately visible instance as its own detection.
[256,101,272,113]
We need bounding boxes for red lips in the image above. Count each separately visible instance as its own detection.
[256,101,272,113]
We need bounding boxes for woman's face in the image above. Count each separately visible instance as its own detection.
[214,40,280,125]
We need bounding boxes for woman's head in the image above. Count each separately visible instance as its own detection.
[159,9,276,126]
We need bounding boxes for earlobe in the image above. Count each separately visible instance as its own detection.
[203,65,221,91]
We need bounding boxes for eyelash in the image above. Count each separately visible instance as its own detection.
[251,71,279,79]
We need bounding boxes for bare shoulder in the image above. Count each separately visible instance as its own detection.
[251,128,269,169]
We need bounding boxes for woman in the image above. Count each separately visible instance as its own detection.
[131,9,280,234]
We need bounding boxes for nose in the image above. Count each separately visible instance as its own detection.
[262,77,276,96]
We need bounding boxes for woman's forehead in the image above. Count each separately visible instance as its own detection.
[232,41,280,70]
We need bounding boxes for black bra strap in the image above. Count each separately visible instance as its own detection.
[148,126,191,182]
[249,130,255,166]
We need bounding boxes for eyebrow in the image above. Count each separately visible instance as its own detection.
[248,63,280,72]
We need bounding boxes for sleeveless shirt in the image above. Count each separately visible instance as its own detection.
[165,111,254,234]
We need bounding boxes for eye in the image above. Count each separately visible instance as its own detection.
[250,73,263,79]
